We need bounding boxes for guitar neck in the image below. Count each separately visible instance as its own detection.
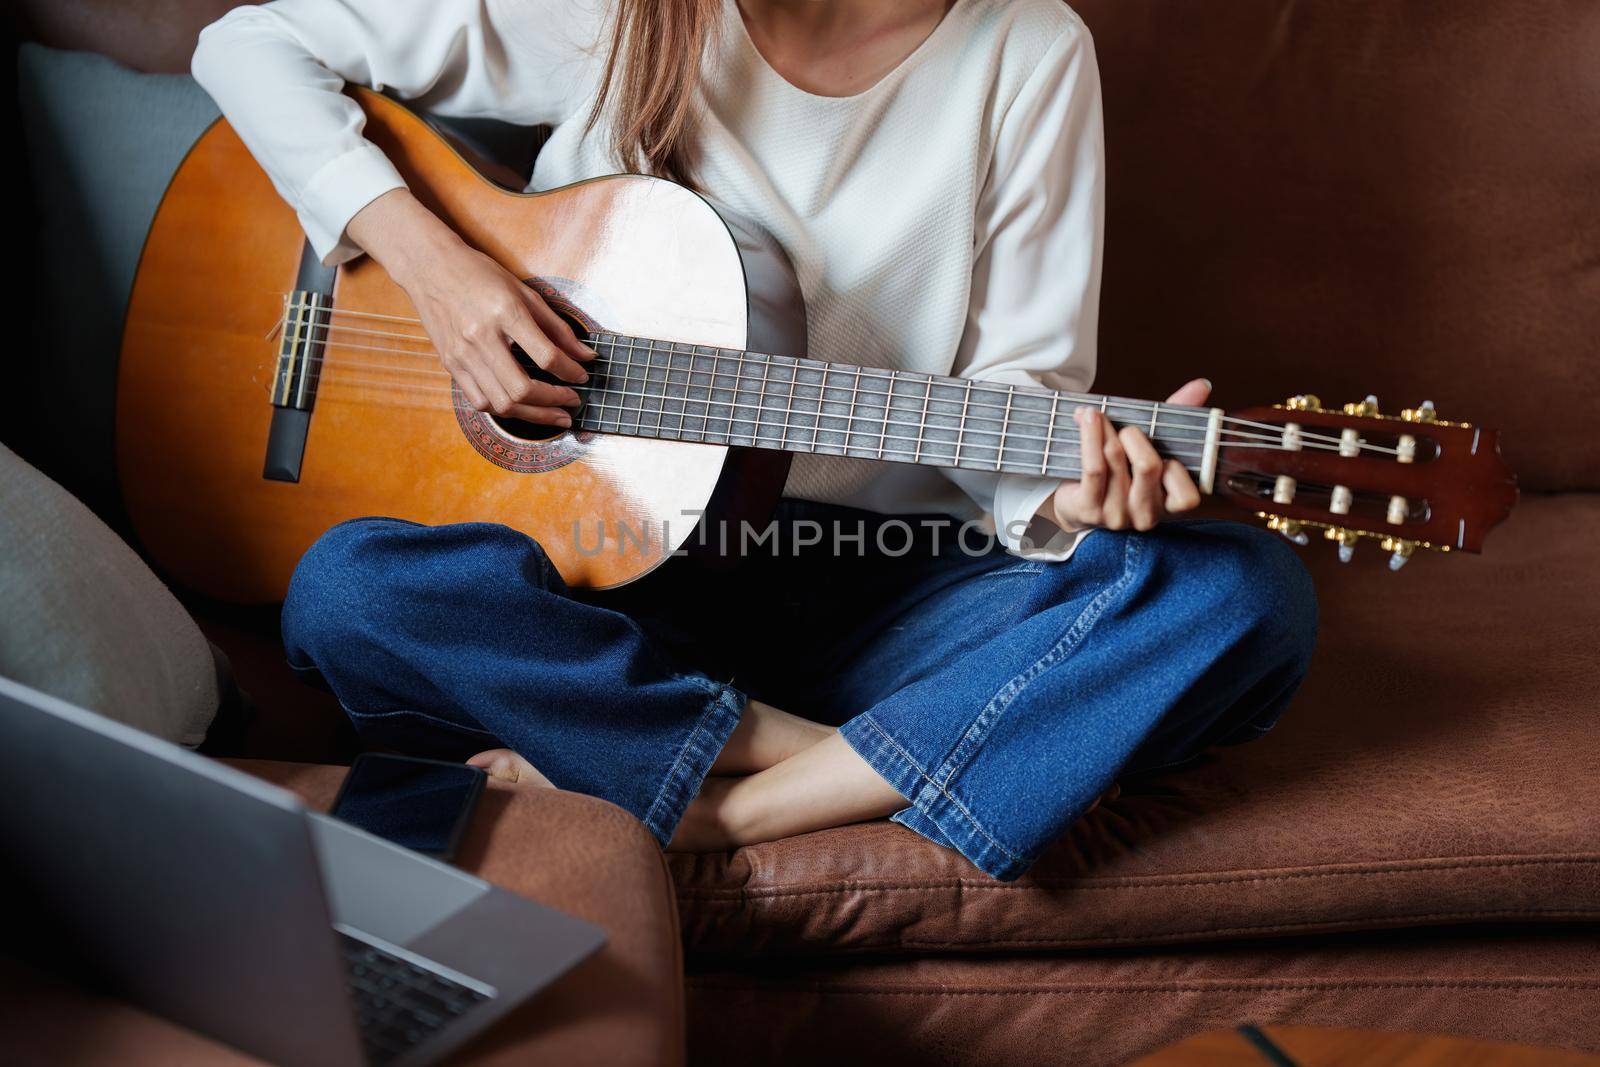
[578,333,1224,492]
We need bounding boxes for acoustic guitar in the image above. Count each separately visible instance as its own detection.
[118,90,1517,603]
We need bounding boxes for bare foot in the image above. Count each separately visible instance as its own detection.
[667,776,743,851]
[466,748,555,789]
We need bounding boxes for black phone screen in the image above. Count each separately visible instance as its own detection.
[329,753,487,861]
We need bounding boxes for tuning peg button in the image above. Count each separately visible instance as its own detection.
[1325,526,1358,563]
[1382,537,1416,571]
[1265,515,1310,546]
[1330,485,1353,515]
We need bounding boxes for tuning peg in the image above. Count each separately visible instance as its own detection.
[1382,537,1416,571]
[1325,526,1358,563]
[1401,400,1437,424]
[1266,515,1309,546]
[1285,394,1322,412]
[1342,395,1380,417]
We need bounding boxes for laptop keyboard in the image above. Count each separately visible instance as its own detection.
[338,930,493,1066]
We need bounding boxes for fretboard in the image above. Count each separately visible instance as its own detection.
[577,333,1222,488]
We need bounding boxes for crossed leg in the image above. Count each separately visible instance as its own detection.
[468,697,905,850]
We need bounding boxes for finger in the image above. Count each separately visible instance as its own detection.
[521,287,597,363]
[506,307,589,384]
[476,337,554,414]
[501,404,574,428]
[1065,407,1108,526]
[446,356,493,413]
[1119,426,1165,531]
[493,350,583,410]
[1165,377,1212,406]
[1099,415,1131,529]
[1162,459,1203,513]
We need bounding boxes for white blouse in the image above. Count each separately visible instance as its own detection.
[192,0,1104,559]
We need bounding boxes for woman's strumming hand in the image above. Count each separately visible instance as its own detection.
[1045,378,1212,534]
[347,189,594,427]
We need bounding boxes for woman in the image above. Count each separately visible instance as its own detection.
[193,0,1316,880]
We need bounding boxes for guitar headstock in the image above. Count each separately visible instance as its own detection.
[1215,395,1517,569]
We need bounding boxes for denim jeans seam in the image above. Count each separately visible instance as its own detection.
[932,536,1144,792]
[339,703,500,740]
[639,683,744,846]
[854,713,1021,864]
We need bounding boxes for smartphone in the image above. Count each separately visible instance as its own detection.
[329,753,487,862]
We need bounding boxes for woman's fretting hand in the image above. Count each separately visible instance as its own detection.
[1046,378,1212,533]
[347,189,594,428]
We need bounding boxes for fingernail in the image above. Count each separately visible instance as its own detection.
[557,415,572,428]
[575,369,590,383]
[1201,378,1213,392]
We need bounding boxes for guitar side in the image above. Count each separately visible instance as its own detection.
[117,89,798,603]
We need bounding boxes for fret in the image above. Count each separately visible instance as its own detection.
[873,371,889,459]
[847,367,891,461]
[957,381,1005,471]
[846,367,862,456]
[647,339,669,438]
[996,385,1014,472]
[881,372,926,463]
[753,353,772,447]
[952,381,970,466]
[666,342,692,440]
[1042,393,1058,475]
[914,376,933,462]
[682,345,709,442]
[816,365,856,455]
[789,359,824,453]
[725,351,755,447]
[586,335,613,431]
[769,354,797,448]
[625,338,650,437]
[1148,400,1161,437]
[919,378,966,466]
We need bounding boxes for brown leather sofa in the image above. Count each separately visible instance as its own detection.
[15,2,1600,1064]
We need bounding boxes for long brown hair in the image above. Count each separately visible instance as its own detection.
[587,0,722,186]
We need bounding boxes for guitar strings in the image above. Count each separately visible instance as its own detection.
[279,301,1332,445]
[276,333,1356,457]
[275,302,1399,456]
[278,299,1337,446]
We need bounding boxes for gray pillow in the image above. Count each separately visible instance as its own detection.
[18,44,221,512]
[0,443,218,746]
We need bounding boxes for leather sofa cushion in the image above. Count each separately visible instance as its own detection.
[670,493,1600,955]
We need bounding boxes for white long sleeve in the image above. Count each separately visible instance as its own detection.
[191,0,602,264]
[944,26,1104,561]
[192,0,1107,559]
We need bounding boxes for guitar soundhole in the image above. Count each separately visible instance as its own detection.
[487,312,593,443]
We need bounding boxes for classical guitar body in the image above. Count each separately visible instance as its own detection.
[119,90,801,602]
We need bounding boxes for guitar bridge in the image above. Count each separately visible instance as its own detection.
[272,288,331,411]
[264,244,336,483]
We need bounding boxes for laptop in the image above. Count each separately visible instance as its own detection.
[0,676,606,1067]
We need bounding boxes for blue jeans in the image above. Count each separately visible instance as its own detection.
[282,501,1317,881]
